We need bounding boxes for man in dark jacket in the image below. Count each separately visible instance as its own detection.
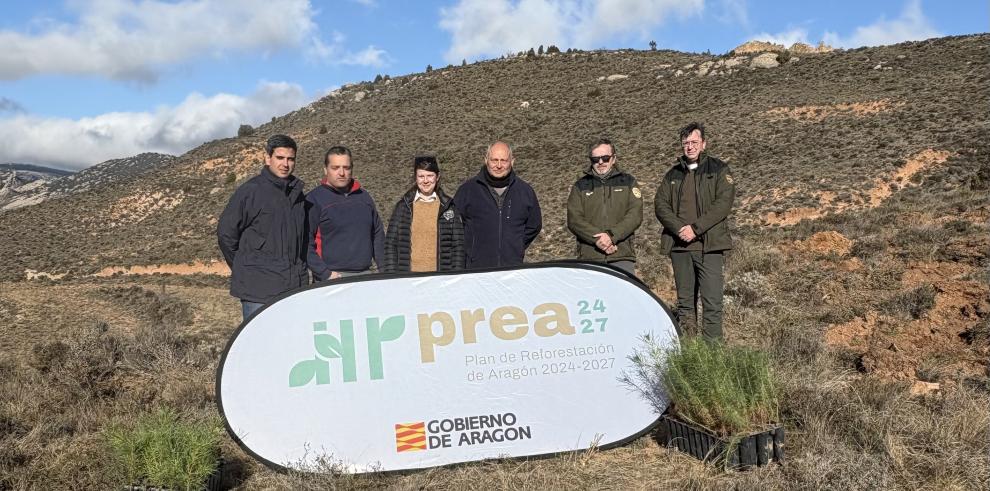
[567,138,643,276]
[453,141,542,268]
[306,146,385,280]
[217,134,309,320]
[654,123,736,339]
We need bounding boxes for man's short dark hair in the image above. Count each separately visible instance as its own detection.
[324,146,352,166]
[588,138,617,157]
[265,134,297,156]
[679,123,706,142]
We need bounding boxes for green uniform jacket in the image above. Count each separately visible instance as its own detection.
[566,165,644,262]
[654,153,736,254]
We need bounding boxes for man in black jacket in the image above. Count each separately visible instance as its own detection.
[217,134,309,320]
[453,141,542,268]
[654,123,736,339]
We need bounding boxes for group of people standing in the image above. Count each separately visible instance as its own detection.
[218,123,735,339]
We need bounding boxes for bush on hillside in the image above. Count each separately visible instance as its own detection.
[236,124,254,137]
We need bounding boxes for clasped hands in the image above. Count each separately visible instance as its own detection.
[593,232,618,255]
[677,225,697,242]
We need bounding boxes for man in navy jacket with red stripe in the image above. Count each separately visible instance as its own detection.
[305,146,385,280]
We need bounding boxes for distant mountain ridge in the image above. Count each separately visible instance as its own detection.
[0,163,74,176]
[0,153,175,212]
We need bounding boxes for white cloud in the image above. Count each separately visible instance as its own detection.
[0,82,310,170]
[307,31,389,67]
[824,0,941,48]
[439,0,703,63]
[714,0,749,28]
[0,0,388,80]
[748,27,811,47]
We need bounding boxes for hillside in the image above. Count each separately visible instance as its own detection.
[0,35,987,488]
[0,164,73,211]
[0,36,985,278]
[0,153,174,212]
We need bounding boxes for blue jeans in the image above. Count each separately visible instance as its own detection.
[241,300,264,320]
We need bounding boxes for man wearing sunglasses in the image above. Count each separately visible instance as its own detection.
[654,123,736,339]
[566,138,643,276]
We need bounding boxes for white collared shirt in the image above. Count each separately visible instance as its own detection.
[415,191,438,202]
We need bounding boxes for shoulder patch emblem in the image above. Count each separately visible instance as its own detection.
[725,174,734,184]
[632,187,642,198]
[442,210,454,220]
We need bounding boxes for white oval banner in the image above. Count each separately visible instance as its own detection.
[217,262,678,473]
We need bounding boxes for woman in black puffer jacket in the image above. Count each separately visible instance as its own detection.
[384,156,465,272]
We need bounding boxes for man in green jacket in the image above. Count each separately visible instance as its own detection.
[654,123,736,339]
[567,138,644,276]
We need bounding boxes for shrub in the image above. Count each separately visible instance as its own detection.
[625,336,779,436]
[879,284,937,320]
[236,124,254,137]
[104,407,222,489]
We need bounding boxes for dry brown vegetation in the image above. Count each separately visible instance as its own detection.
[0,35,988,489]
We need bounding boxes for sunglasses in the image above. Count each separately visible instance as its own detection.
[589,154,613,164]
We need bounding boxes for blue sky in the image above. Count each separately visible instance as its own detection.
[0,0,986,170]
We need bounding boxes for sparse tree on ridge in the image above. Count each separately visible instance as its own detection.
[650,40,657,51]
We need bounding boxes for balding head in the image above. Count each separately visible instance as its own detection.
[485,140,514,179]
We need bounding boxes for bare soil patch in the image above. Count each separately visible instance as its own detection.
[765,99,905,122]
[197,148,262,180]
[760,149,951,226]
[93,260,230,277]
[866,149,950,207]
[97,188,186,227]
[789,231,853,256]
[825,261,989,381]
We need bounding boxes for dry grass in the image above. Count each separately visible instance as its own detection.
[1,250,986,489]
